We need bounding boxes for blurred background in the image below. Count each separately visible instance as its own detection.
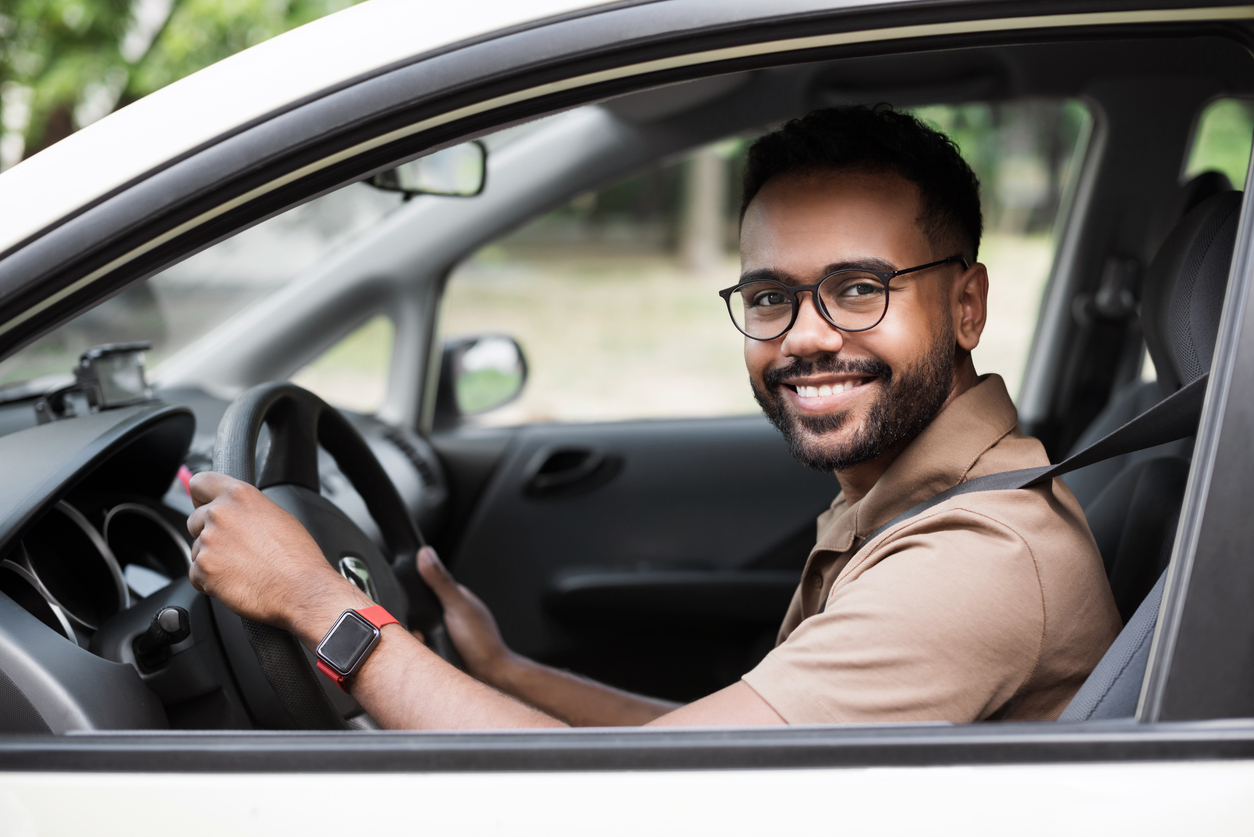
[3,2,1252,423]
[0,0,361,168]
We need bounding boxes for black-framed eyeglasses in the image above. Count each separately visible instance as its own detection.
[719,255,969,341]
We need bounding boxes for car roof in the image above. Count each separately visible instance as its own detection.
[0,0,615,256]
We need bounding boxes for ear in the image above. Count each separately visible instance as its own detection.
[952,261,988,352]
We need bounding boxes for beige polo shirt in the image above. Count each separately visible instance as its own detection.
[742,375,1122,724]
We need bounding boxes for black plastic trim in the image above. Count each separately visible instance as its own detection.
[2,720,1253,772]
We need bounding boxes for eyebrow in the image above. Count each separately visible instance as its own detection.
[738,257,900,285]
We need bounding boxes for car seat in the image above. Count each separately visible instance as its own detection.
[1062,170,1233,510]
[1059,189,1241,720]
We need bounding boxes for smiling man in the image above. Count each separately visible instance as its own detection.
[187,105,1122,728]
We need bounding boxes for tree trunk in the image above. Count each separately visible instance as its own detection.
[679,146,727,274]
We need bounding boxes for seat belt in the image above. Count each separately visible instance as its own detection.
[854,372,1209,554]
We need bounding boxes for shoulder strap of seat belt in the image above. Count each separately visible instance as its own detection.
[854,372,1210,553]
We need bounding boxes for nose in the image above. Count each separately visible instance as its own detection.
[780,289,845,357]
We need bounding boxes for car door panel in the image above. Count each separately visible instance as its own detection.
[435,414,837,700]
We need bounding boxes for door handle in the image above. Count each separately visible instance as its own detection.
[524,447,621,497]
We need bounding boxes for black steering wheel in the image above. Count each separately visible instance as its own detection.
[213,381,459,729]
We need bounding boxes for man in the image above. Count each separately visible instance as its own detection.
[187,105,1122,728]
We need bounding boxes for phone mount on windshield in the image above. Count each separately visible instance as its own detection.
[31,342,154,424]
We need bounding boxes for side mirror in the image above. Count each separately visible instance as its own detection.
[434,335,527,428]
[369,141,487,197]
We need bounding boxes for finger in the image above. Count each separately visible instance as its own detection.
[187,504,208,539]
[188,560,205,594]
[188,471,240,508]
[416,547,460,602]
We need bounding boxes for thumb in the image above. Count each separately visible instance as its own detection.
[416,546,460,602]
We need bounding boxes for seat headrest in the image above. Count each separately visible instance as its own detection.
[1142,190,1241,394]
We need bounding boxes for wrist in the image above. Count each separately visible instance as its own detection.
[482,649,534,692]
[288,574,375,649]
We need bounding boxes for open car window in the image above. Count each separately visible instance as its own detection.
[440,98,1092,426]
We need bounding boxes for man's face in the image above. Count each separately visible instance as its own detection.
[739,169,962,474]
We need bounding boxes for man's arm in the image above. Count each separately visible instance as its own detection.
[186,472,784,730]
[414,548,680,726]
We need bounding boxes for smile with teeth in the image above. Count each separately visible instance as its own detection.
[790,379,871,399]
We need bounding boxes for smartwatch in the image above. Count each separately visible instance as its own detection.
[315,604,399,690]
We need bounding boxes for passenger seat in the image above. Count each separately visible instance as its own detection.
[1060,189,1241,720]
[1062,170,1232,510]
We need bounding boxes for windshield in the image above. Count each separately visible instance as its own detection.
[0,184,404,390]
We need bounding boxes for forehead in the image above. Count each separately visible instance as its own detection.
[739,169,931,275]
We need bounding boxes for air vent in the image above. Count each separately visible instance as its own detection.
[382,428,436,486]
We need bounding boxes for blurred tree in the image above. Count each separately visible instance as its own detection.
[1186,98,1254,187]
[0,0,361,167]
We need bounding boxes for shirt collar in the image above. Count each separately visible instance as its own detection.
[814,374,1020,553]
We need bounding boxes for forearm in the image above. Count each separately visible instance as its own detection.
[484,653,680,727]
[290,584,564,730]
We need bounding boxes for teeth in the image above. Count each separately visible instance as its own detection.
[794,380,867,398]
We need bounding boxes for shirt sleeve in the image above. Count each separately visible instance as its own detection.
[741,507,1046,724]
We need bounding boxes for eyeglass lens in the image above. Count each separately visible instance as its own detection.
[728,270,887,339]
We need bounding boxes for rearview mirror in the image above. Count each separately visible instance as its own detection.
[369,141,487,197]
[434,335,527,428]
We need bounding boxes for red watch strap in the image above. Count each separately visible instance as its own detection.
[356,604,399,630]
[316,659,347,687]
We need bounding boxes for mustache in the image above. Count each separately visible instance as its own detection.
[762,355,893,390]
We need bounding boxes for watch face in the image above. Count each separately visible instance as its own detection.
[317,611,380,675]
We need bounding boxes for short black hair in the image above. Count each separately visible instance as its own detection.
[741,104,982,261]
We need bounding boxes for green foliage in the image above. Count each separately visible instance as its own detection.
[1186,98,1254,187]
[128,0,358,97]
[0,0,131,154]
[909,100,1091,237]
[457,367,523,414]
[0,0,362,160]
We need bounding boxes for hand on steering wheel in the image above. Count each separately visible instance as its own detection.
[413,546,513,683]
[196,381,459,729]
[188,473,370,630]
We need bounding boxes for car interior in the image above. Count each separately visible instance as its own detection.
[0,27,1251,733]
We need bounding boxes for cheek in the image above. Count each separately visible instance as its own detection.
[743,338,776,379]
[864,299,945,368]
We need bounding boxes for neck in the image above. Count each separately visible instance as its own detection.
[834,358,980,504]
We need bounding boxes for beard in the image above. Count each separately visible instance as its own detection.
[751,328,956,474]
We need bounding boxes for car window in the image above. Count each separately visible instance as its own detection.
[440,99,1092,426]
[1185,97,1254,187]
[1139,97,1253,384]
[290,314,394,413]
[0,184,403,390]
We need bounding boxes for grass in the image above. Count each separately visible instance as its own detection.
[289,315,394,412]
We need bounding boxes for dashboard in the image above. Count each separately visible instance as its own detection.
[0,385,450,732]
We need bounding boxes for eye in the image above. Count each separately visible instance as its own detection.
[748,288,790,308]
[840,282,882,298]
[827,274,885,299]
